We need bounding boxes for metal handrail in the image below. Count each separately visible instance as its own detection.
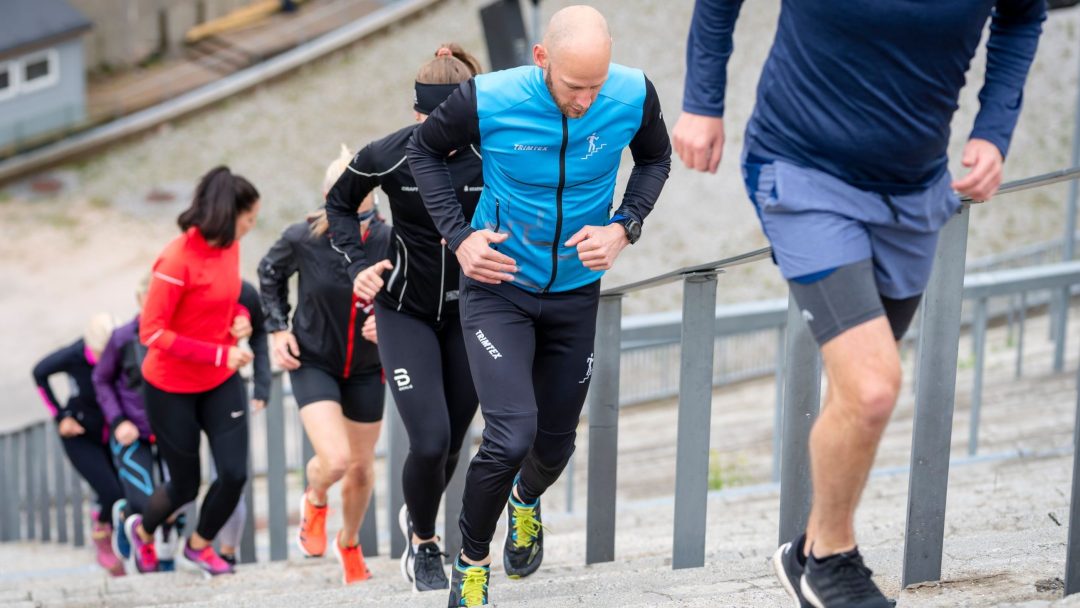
[601,167,1080,299]
[601,247,772,297]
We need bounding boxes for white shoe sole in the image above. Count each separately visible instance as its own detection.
[177,550,212,579]
[332,538,367,586]
[123,515,153,575]
[772,543,803,608]
[800,574,827,608]
[398,505,419,591]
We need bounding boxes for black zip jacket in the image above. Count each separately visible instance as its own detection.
[33,338,105,431]
[259,218,391,378]
[239,280,272,401]
[325,124,483,322]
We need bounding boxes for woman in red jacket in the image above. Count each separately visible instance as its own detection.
[124,166,260,577]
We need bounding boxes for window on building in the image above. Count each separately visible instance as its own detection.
[19,50,58,93]
[0,62,14,101]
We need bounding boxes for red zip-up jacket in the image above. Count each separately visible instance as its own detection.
[140,227,249,393]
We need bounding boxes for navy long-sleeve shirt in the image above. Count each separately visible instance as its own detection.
[683,0,1045,193]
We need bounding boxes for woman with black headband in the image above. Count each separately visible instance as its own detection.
[325,43,484,593]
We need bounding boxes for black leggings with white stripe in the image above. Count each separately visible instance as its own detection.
[141,374,248,541]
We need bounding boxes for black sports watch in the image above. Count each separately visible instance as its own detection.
[613,216,642,244]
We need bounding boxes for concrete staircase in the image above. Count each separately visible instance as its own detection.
[2,447,1079,607]
[5,309,1080,607]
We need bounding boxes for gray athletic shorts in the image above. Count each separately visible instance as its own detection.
[741,152,960,344]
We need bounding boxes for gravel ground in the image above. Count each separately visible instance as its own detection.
[2,0,1079,430]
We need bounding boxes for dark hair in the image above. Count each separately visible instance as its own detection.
[416,43,482,84]
[177,166,259,247]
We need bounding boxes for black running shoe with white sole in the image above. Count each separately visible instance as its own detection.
[772,535,811,608]
[414,541,450,591]
[400,505,449,591]
[800,548,891,608]
[502,493,543,579]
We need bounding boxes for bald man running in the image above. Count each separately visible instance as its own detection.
[408,6,671,606]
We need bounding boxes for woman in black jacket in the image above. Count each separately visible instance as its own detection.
[324,43,484,593]
[259,146,391,585]
[33,313,124,576]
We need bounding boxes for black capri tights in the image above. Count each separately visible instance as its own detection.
[141,374,248,540]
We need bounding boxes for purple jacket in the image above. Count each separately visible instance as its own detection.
[91,317,152,437]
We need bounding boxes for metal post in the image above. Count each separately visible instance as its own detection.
[11,431,23,541]
[1058,51,1080,372]
[25,428,37,540]
[240,424,256,564]
[266,374,289,561]
[586,293,623,565]
[772,324,787,483]
[12,429,25,539]
[70,462,85,547]
[387,390,408,559]
[1056,287,1069,373]
[564,453,575,513]
[673,273,718,570]
[37,424,51,542]
[444,425,472,563]
[969,298,989,456]
[530,0,542,43]
[1016,291,1027,379]
[777,293,822,545]
[902,206,970,588]
[52,429,68,544]
[1064,337,1080,595]
[359,485,378,558]
[0,434,10,542]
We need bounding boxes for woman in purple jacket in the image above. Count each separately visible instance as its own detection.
[92,278,173,572]
[94,278,271,573]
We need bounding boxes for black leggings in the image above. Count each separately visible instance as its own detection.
[375,301,478,540]
[142,374,248,540]
[110,438,159,516]
[62,430,123,524]
[456,278,599,561]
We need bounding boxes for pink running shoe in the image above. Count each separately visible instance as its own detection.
[180,541,234,577]
[124,514,159,574]
[91,521,125,576]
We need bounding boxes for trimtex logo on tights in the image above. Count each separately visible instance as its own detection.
[475,330,503,359]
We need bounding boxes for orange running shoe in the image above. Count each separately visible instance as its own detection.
[297,489,328,557]
[333,532,371,585]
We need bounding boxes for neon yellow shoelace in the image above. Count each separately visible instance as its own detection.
[461,567,488,606]
[512,503,542,549]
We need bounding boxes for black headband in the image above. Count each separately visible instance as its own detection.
[414,82,461,115]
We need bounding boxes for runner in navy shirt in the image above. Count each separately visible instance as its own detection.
[674,2,1044,606]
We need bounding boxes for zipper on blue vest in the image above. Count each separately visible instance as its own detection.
[543,116,569,292]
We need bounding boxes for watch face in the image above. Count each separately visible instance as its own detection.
[625,220,641,243]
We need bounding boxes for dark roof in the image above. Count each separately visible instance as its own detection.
[0,0,91,56]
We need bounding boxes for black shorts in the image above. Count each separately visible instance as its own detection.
[289,365,385,423]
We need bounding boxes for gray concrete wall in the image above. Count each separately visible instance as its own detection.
[68,0,252,71]
[0,40,86,148]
